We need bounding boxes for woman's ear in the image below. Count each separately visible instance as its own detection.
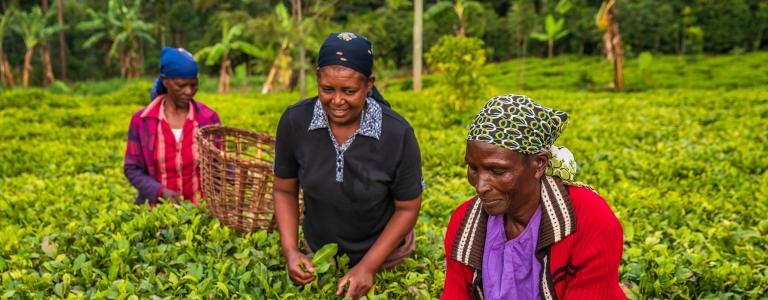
[367,76,376,93]
[532,151,549,179]
[160,74,170,89]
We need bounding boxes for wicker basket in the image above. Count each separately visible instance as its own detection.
[197,125,279,232]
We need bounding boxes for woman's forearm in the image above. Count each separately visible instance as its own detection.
[273,177,301,255]
[357,196,422,272]
[124,162,162,201]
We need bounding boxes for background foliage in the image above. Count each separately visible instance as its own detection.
[0,0,767,87]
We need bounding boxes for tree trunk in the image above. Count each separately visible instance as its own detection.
[41,0,56,84]
[118,52,127,79]
[41,47,56,84]
[547,39,554,58]
[518,37,528,86]
[413,0,423,92]
[606,0,623,91]
[121,43,142,79]
[219,55,231,94]
[103,44,112,72]
[55,0,67,81]
[754,27,765,51]
[132,50,141,78]
[23,49,32,88]
[261,41,290,94]
[292,0,306,99]
[610,26,623,91]
[602,30,614,61]
[0,51,13,86]
[277,48,293,91]
[456,1,465,37]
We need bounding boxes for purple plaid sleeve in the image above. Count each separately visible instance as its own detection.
[123,112,162,205]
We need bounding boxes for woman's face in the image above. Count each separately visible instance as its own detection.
[317,66,373,127]
[465,140,547,216]
[162,77,198,104]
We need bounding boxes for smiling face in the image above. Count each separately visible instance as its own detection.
[465,140,548,216]
[317,65,374,127]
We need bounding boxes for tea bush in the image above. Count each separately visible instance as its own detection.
[1,53,767,299]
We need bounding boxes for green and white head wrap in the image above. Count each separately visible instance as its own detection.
[467,94,585,185]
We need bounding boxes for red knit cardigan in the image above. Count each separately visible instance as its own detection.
[441,177,626,299]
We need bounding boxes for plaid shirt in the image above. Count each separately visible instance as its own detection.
[124,96,220,206]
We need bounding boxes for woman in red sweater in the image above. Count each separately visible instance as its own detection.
[441,94,625,300]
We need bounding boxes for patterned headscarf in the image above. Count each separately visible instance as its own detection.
[467,94,582,184]
[317,32,373,77]
[315,32,390,107]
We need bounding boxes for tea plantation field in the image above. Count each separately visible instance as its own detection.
[1,54,768,299]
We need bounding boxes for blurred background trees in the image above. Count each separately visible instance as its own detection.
[0,0,765,89]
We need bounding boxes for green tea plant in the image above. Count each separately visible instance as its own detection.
[424,35,487,114]
[1,53,768,298]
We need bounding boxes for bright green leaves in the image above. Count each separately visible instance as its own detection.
[1,59,768,298]
[310,243,337,275]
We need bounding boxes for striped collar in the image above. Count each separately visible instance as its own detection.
[307,97,382,140]
[450,176,577,270]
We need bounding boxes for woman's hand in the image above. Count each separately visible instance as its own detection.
[160,188,181,203]
[286,249,315,285]
[336,263,375,299]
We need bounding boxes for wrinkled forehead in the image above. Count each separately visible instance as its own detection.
[465,140,527,162]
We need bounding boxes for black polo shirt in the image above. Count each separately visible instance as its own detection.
[273,97,423,265]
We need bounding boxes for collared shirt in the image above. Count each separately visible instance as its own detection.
[153,99,201,204]
[307,97,383,182]
[273,97,423,265]
[123,96,220,206]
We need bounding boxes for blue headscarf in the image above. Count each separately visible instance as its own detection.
[149,47,199,101]
[318,32,373,77]
[316,32,389,107]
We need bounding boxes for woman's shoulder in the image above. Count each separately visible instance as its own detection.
[444,196,479,259]
[285,96,317,111]
[281,97,317,118]
[193,100,219,119]
[447,197,478,234]
[380,105,413,131]
[566,186,621,231]
[131,107,146,119]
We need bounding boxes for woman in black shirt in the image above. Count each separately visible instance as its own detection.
[272,32,423,299]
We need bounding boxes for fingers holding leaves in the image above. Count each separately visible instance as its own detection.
[287,251,315,285]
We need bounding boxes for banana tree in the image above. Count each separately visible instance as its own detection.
[261,3,294,95]
[413,0,423,92]
[0,9,14,86]
[13,6,63,87]
[425,0,485,37]
[596,0,624,91]
[258,1,335,95]
[195,21,265,94]
[530,15,568,59]
[78,0,155,79]
[55,0,67,81]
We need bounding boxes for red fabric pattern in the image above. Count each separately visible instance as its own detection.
[123,96,220,206]
[441,186,626,299]
[153,98,200,204]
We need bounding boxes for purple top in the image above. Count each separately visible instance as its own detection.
[482,206,542,300]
